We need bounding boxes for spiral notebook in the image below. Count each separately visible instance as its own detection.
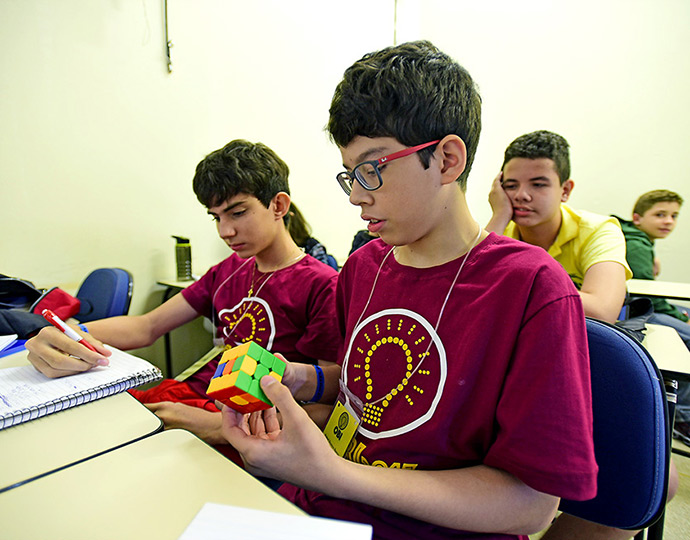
[0,346,162,430]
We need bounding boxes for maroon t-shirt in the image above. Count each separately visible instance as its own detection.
[181,253,340,398]
[280,234,597,540]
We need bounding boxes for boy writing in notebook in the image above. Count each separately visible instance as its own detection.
[220,41,598,539]
[486,130,631,324]
[25,139,341,451]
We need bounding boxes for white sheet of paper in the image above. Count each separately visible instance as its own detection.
[0,334,18,352]
[178,502,373,540]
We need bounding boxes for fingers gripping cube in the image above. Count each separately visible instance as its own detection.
[207,341,286,414]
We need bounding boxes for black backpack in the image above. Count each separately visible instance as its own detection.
[0,274,68,339]
[0,274,43,310]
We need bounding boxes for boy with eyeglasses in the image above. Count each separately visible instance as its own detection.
[25,139,341,461]
[220,41,598,539]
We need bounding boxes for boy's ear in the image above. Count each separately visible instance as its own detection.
[271,192,291,221]
[437,135,467,185]
[561,179,575,202]
[632,212,642,226]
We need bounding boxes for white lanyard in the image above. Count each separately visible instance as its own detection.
[343,225,483,407]
[210,257,253,332]
[210,253,305,342]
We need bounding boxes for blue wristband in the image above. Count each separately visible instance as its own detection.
[309,364,325,403]
[77,324,89,333]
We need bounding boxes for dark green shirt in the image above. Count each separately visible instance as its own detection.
[613,215,689,322]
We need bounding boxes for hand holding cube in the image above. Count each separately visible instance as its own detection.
[207,342,287,414]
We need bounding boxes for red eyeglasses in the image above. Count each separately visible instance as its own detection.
[336,140,440,195]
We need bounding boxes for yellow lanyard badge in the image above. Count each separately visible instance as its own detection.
[324,382,363,456]
[324,399,361,456]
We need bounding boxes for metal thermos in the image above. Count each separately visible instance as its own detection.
[173,236,193,281]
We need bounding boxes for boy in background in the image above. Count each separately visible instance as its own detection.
[25,140,341,455]
[614,190,690,444]
[615,190,687,334]
[487,130,631,324]
[221,41,598,539]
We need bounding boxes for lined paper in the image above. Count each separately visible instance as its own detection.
[0,346,161,429]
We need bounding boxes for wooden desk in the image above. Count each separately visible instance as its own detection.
[643,324,690,382]
[158,278,196,291]
[642,324,690,458]
[0,429,304,539]
[628,279,690,302]
[0,351,162,493]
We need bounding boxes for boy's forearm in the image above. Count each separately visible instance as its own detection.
[86,293,198,350]
[579,262,627,323]
[145,403,227,445]
[224,377,558,535]
[320,362,341,402]
[578,290,623,324]
[291,362,341,403]
[486,213,511,234]
[86,315,155,350]
[486,172,513,234]
[315,459,558,535]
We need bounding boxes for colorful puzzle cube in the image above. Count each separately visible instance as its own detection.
[206,341,286,414]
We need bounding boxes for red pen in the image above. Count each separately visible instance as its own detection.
[41,309,99,353]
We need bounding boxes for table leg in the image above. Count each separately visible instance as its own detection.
[162,286,176,378]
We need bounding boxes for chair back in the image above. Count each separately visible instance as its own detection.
[558,318,670,530]
[75,268,133,323]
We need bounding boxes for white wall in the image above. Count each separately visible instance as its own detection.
[0,0,391,314]
[2,1,689,365]
[397,0,690,279]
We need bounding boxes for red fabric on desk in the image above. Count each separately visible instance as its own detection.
[129,380,244,467]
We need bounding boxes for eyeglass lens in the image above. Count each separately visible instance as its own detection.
[353,163,380,190]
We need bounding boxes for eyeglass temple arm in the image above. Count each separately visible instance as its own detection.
[377,140,440,165]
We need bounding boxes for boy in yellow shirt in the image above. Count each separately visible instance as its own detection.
[487,130,631,323]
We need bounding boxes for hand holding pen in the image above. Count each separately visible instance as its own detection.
[42,309,99,352]
[24,310,111,378]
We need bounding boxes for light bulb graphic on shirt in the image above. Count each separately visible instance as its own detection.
[343,308,447,439]
[218,296,276,350]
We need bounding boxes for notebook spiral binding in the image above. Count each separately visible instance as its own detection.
[0,367,161,430]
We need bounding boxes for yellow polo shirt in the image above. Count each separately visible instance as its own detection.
[505,204,632,289]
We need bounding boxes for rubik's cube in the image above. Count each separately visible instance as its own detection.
[206,341,286,414]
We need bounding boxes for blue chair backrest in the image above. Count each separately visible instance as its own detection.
[559,318,670,530]
[618,303,629,320]
[75,268,133,323]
